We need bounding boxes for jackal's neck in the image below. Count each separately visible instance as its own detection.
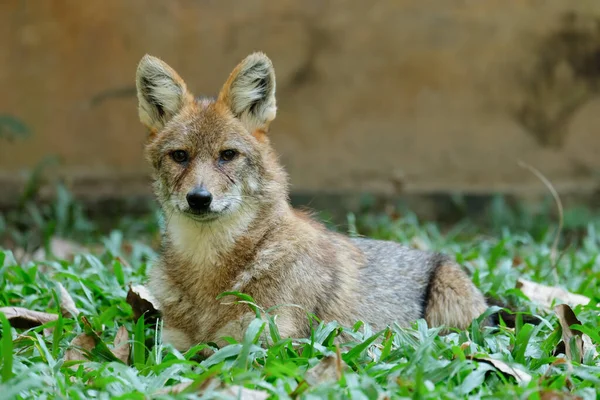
[163,199,290,270]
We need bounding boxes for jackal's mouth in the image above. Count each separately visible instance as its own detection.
[180,205,230,222]
[182,210,220,222]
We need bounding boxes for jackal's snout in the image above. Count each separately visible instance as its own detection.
[186,186,213,214]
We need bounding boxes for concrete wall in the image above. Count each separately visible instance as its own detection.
[1,0,600,203]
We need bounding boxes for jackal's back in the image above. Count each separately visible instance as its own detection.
[351,237,487,330]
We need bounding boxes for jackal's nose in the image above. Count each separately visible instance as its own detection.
[186,187,212,212]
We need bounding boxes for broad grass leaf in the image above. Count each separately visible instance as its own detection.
[0,312,13,382]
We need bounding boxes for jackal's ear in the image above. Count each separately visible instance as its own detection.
[218,52,276,132]
[136,55,192,132]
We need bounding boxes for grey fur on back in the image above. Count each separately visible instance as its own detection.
[352,237,448,329]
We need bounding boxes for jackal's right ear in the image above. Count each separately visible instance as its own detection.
[136,55,192,132]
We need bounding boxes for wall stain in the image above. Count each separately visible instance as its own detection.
[0,114,31,142]
[89,86,137,108]
[514,12,600,148]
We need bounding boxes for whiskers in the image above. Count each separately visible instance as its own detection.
[158,180,265,243]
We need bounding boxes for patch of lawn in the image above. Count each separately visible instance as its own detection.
[0,196,599,399]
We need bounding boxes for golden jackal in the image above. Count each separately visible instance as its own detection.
[135,52,488,351]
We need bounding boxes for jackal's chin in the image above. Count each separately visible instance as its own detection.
[181,210,222,222]
[175,201,238,223]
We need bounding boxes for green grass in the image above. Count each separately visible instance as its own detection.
[0,194,599,399]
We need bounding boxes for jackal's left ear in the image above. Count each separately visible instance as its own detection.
[218,52,276,132]
[136,55,193,132]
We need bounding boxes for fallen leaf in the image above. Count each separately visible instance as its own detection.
[155,381,194,395]
[79,316,122,363]
[410,236,429,251]
[540,358,572,383]
[12,248,29,264]
[305,350,348,386]
[64,333,96,364]
[13,238,84,264]
[460,341,472,351]
[115,256,131,269]
[540,390,583,400]
[221,386,269,400]
[517,279,590,309]
[154,376,220,395]
[112,326,130,364]
[57,282,79,318]
[581,334,598,360]
[154,378,268,399]
[512,256,524,267]
[0,307,58,329]
[553,304,597,362]
[33,238,83,261]
[126,284,160,323]
[470,356,532,384]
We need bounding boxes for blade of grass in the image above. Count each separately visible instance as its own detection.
[342,329,386,365]
[0,312,13,382]
[52,314,64,359]
[235,318,266,370]
[380,328,394,361]
[216,291,261,318]
[133,314,146,368]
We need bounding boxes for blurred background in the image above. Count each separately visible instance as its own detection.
[1,0,600,237]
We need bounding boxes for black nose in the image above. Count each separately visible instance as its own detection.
[186,187,212,212]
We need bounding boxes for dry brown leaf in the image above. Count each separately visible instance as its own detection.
[11,248,29,264]
[460,341,472,351]
[0,307,58,329]
[126,284,160,323]
[471,357,532,384]
[582,334,598,360]
[517,279,591,309]
[13,238,84,265]
[305,350,348,386]
[553,304,597,362]
[540,390,583,400]
[154,378,268,399]
[155,381,194,395]
[410,236,429,251]
[57,282,79,318]
[64,333,96,364]
[33,238,83,261]
[154,377,220,395]
[221,386,269,400]
[555,304,583,362]
[112,326,130,364]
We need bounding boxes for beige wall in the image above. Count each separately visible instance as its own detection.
[1,0,600,202]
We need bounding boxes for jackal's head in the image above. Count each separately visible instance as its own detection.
[136,53,287,225]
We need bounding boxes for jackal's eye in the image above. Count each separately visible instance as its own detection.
[170,150,189,164]
[219,149,237,163]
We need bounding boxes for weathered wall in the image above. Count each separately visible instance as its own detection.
[1,0,600,202]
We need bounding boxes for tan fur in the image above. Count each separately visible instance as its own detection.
[424,263,488,329]
[135,52,489,352]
